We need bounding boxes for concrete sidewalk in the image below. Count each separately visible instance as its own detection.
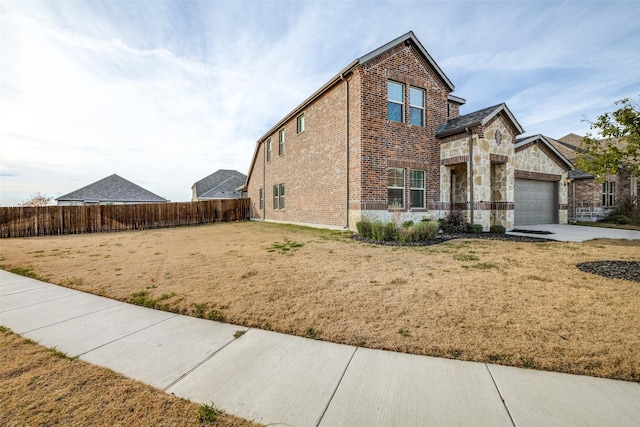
[2,270,639,426]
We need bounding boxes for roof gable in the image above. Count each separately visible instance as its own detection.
[514,135,573,170]
[358,31,454,92]
[436,103,524,138]
[193,169,247,198]
[56,174,168,203]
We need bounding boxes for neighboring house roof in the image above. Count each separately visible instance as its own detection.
[514,134,573,170]
[240,31,458,191]
[546,136,581,163]
[56,174,169,203]
[192,169,246,199]
[436,103,524,138]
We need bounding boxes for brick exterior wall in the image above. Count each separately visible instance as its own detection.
[357,44,451,222]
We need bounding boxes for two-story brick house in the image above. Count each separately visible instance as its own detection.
[240,31,571,230]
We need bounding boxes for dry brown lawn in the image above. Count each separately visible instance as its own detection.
[0,327,258,426]
[1,221,639,382]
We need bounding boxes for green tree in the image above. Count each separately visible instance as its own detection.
[575,97,640,179]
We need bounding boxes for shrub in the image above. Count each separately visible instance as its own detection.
[397,226,416,243]
[356,219,372,238]
[599,196,640,226]
[414,220,439,241]
[490,224,506,234]
[371,220,384,241]
[466,223,483,234]
[402,220,414,228]
[440,210,466,233]
[383,222,398,241]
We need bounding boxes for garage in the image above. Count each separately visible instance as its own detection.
[515,178,557,225]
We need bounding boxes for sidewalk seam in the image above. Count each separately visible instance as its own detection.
[485,364,516,427]
[1,291,83,313]
[314,346,358,427]
[77,313,180,357]
[163,326,252,392]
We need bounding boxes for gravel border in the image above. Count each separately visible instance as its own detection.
[576,261,640,283]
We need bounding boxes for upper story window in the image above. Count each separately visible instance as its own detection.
[387,167,405,208]
[409,87,425,126]
[387,81,404,123]
[279,129,285,156]
[410,170,425,209]
[266,138,272,162]
[297,114,305,133]
[602,181,615,207]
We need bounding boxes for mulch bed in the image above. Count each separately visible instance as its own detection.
[352,232,554,247]
[576,261,640,283]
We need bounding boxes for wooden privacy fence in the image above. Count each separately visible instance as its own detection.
[0,199,251,238]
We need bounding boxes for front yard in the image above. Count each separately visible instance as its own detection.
[1,221,639,381]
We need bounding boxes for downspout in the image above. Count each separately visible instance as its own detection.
[342,73,350,229]
[466,128,474,225]
[263,139,266,220]
[572,180,576,222]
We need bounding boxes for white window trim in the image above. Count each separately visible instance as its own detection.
[409,87,425,127]
[279,129,285,156]
[266,138,272,162]
[387,81,404,123]
[297,114,305,134]
[410,169,425,209]
[387,167,405,209]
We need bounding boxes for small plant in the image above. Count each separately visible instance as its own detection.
[234,330,247,339]
[371,220,384,241]
[9,267,45,281]
[454,253,479,261]
[356,219,373,238]
[440,210,467,233]
[466,223,483,234]
[490,224,506,234]
[49,346,77,360]
[413,220,439,240]
[397,328,411,337]
[240,270,258,279]
[402,220,414,228]
[383,222,397,241]
[198,402,223,423]
[267,239,304,253]
[306,327,320,339]
[471,262,498,269]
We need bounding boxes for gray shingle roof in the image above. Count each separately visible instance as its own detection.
[192,169,247,199]
[56,174,169,203]
[436,103,524,138]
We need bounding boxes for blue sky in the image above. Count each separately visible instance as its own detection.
[1,0,639,206]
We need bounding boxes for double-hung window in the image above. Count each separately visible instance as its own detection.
[273,183,285,210]
[409,87,425,126]
[602,181,615,207]
[279,129,285,156]
[387,167,405,208]
[297,114,305,133]
[266,138,272,162]
[259,188,264,210]
[410,170,425,209]
[387,81,404,123]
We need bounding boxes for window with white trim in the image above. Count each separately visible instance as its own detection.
[273,183,285,210]
[266,138,272,162]
[409,87,425,126]
[278,129,285,155]
[297,114,305,133]
[602,181,615,207]
[410,170,425,209]
[387,81,404,123]
[387,167,405,208]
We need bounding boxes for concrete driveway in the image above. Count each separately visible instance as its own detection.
[508,223,640,242]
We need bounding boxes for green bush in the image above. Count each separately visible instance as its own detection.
[397,226,415,243]
[356,219,372,238]
[490,224,506,234]
[383,222,398,241]
[466,223,483,234]
[599,197,640,226]
[414,220,439,240]
[402,220,414,228]
[371,220,384,241]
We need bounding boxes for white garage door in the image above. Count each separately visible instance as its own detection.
[515,179,557,225]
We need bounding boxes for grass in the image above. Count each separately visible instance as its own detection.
[1,221,639,382]
[0,327,258,427]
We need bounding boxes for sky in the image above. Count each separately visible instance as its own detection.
[1,0,639,206]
